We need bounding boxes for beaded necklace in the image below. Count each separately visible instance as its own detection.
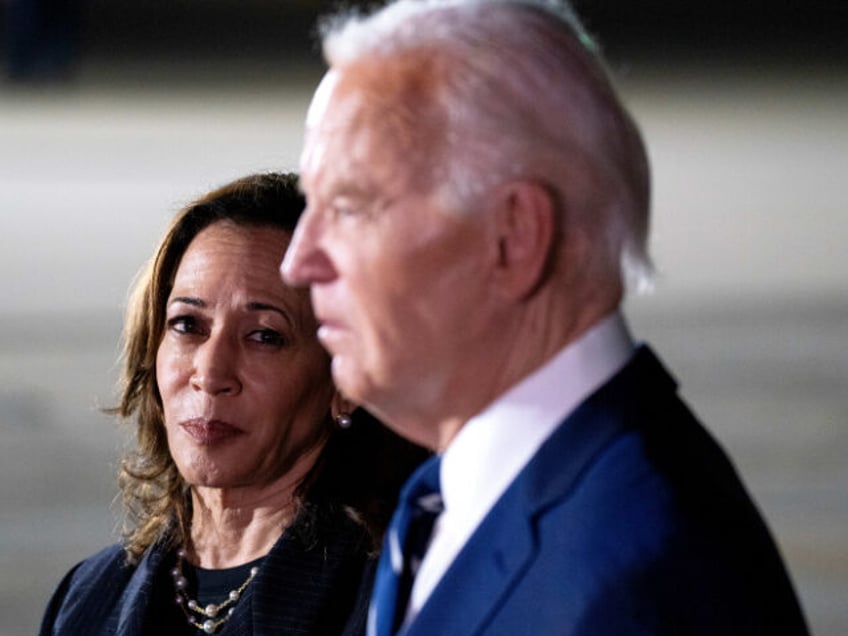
[171,548,260,634]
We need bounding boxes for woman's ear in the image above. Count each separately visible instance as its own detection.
[331,391,357,429]
[490,179,557,300]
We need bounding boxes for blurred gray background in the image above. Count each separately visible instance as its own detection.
[1,1,846,634]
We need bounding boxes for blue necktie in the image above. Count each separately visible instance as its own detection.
[369,455,443,636]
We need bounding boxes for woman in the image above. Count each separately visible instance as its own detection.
[40,173,425,635]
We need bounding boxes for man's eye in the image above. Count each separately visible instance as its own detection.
[331,203,360,218]
[249,329,287,348]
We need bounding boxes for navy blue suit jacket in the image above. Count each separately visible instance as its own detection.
[405,346,808,635]
[41,506,374,635]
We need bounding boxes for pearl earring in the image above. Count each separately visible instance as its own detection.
[337,413,353,429]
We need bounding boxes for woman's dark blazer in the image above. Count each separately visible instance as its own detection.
[40,505,375,636]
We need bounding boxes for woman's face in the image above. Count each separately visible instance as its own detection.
[156,221,334,492]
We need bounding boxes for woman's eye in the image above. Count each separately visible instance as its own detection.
[167,316,199,334]
[249,329,287,348]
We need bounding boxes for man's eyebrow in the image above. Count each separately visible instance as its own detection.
[313,168,380,201]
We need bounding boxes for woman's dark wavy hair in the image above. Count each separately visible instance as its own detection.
[114,172,426,563]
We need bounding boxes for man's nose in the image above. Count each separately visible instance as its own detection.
[190,333,242,396]
[281,209,336,286]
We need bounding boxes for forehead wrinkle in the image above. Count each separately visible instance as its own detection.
[351,52,444,144]
[325,53,448,196]
[302,84,377,201]
[169,222,310,326]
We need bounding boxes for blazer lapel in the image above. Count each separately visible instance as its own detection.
[114,544,168,636]
[407,346,672,635]
[250,513,372,636]
[250,531,305,634]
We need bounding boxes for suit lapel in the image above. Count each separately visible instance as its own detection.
[404,486,536,636]
[408,347,673,635]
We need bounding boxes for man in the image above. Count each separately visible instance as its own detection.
[281,0,809,634]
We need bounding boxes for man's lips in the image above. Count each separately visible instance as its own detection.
[180,418,244,445]
[316,318,345,346]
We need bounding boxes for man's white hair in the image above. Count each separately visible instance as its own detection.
[318,0,653,292]
[322,0,596,61]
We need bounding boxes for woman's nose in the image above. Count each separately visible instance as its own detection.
[190,334,242,396]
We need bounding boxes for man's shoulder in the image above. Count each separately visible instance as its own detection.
[471,372,807,633]
[507,345,695,511]
[509,343,763,556]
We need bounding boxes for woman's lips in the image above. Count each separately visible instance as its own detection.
[180,418,243,445]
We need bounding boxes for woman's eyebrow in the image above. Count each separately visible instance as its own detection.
[246,301,294,329]
[165,298,295,330]
[168,296,204,308]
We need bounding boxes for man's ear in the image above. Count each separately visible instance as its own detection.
[490,179,557,300]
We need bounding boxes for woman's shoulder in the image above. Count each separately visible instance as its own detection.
[72,543,130,576]
[50,544,130,598]
[39,544,137,636]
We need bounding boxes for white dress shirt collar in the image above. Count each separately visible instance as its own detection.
[405,311,635,624]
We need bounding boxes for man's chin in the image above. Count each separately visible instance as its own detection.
[332,356,381,411]
[330,355,361,396]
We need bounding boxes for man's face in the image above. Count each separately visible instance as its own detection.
[282,69,494,432]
